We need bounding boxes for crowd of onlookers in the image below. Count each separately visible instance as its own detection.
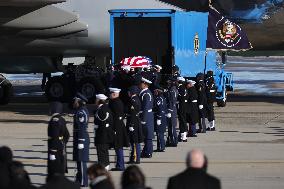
[0,146,221,189]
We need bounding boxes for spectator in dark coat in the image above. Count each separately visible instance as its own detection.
[0,146,13,189]
[121,165,151,189]
[87,163,115,189]
[40,174,79,189]
[167,149,221,189]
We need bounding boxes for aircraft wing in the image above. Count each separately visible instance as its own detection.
[0,0,65,7]
[0,0,88,38]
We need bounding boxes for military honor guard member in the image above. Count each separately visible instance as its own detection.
[72,93,90,187]
[94,94,114,171]
[177,77,189,142]
[126,86,144,164]
[139,77,154,158]
[165,78,178,147]
[47,101,70,180]
[196,73,208,133]
[205,71,217,131]
[108,88,130,171]
[153,85,167,152]
[186,80,199,137]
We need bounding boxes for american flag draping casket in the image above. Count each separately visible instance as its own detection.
[120,56,152,68]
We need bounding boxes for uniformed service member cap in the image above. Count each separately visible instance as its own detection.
[141,77,152,84]
[186,80,196,85]
[177,77,185,82]
[109,87,121,93]
[74,92,88,103]
[96,94,108,100]
[154,65,162,70]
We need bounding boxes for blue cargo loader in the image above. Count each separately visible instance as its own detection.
[109,9,233,107]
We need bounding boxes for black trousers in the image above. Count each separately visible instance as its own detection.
[47,152,64,179]
[178,108,188,133]
[207,103,215,122]
[96,144,110,167]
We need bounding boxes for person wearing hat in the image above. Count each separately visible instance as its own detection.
[108,88,130,171]
[177,77,189,142]
[72,93,90,187]
[153,85,167,152]
[205,71,217,131]
[126,86,144,164]
[139,77,154,158]
[94,94,114,171]
[165,77,178,147]
[196,73,208,133]
[47,101,70,180]
[186,80,199,137]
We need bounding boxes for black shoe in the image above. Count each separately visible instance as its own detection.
[111,168,124,171]
[141,153,152,158]
[211,127,216,131]
[154,149,165,152]
[196,129,202,133]
[206,127,211,131]
[126,160,135,164]
[189,134,197,137]
[182,139,188,142]
[135,161,140,164]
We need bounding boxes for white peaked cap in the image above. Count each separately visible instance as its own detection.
[154,65,162,69]
[96,94,108,100]
[177,77,185,82]
[109,87,121,93]
[141,77,152,84]
[186,80,196,85]
[122,65,131,71]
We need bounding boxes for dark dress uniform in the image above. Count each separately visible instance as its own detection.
[109,97,130,170]
[167,168,221,189]
[126,95,144,164]
[139,88,154,157]
[196,80,208,133]
[187,86,199,137]
[94,103,114,170]
[154,93,167,151]
[177,83,189,141]
[206,77,217,130]
[47,113,70,179]
[166,85,178,147]
[73,106,89,187]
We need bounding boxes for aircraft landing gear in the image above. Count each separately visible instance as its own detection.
[0,74,13,105]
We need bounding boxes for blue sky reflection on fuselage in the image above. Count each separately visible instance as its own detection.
[230,0,284,22]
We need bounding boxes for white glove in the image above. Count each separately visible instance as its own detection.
[49,154,56,161]
[199,105,204,110]
[166,113,171,118]
[129,127,134,132]
[78,144,84,149]
[141,121,146,125]
[157,120,161,125]
[94,125,99,129]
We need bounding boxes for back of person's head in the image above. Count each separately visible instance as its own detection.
[9,161,31,189]
[121,165,145,189]
[49,101,63,115]
[87,163,110,177]
[186,149,206,169]
[0,146,13,163]
[87,163,114,188]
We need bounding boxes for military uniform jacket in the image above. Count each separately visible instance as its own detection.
[126,95,144,143]
[109,98,130,149]
[166,86,178,117]
[187,87,199,124]
[139,88,154,139]
[48,114,69,154]
[154,94,167,133]
[73,106,90,162]
[177,84,189,114]
[206,80,217,104]
[94,104,114,145]
[196,81,208,106]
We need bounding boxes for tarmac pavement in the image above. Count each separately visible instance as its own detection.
[0,95,284,189]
